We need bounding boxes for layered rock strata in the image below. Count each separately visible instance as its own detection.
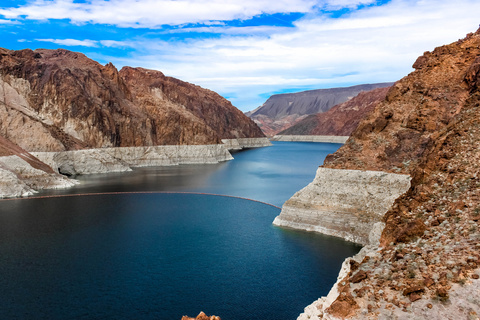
[273,168,411,245]
[32,144,234,176]
[270,135,349,143]
[0,135,76,197]
[0,155,76,197]
[284,29,480,319]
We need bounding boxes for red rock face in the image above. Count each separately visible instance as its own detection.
[319,29,480,319]
[324,31,480,173]
[0,48,264,152]
[278,87,391,136]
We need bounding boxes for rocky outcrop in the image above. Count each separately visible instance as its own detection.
[0,134,76,197]
[277,87,390,136]
[246,83,393,136]
[181,312,221,320]
[284,29,480,319]
[273,168,411,245]
[270,135,349,143]
[0,155,76,197]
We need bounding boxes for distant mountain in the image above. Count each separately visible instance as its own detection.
[278,86,391,136]
[246,83,393,136]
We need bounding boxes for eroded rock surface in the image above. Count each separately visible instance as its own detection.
[281,29,480,319]
[0,48,264,152]
[0,48,268,197]
[273,168,411,245]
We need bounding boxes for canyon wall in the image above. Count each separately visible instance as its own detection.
[277,29,480,319]
[0,47,269,197]
[0,48,265,153]
[273,168,411,245]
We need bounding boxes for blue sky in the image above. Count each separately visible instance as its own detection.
[1,0,479,112]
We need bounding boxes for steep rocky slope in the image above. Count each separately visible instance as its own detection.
[246,83,392,136]
[0,135,75,197]
[278,87,390,136]
[0,48,269,197]
[278,29,480,319]
[0,48,264,151]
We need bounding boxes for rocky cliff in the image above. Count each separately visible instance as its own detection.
[0,48,269,197]
[277,29,480,319]
[0,48,265,151]
[273,168,411,245]
[277,87,390,136]
[246,83,393,136]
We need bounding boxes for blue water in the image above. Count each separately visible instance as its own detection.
[0,142,360,319]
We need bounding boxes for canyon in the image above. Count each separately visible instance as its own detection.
[274,29,480,319]
[0,48,269,198]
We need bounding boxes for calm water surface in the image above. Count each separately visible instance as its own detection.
[0,142,360,319]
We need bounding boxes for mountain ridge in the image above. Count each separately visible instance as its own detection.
[278,86,391,136]
[246,82,393,136]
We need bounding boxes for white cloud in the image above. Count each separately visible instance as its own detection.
[36,38,100,47]
[6,0,480,111]
[91,0,479,111]
[0,18,17,24]
[0,0,318,27]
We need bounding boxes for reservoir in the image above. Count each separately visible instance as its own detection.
[0,142,360,319]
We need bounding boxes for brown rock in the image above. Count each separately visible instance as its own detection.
[181,312,221,320]
[409,293,422,302]
[437,287,449,298]
[403,284,425,296]
[325,291,359,318]
[317,27,480,319]
[423,277,435,288]
[350,270,369,283]
[0,48,264,152]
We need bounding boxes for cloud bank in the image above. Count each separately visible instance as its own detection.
[1,0,479,111]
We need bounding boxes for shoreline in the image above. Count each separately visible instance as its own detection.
[0,137,271,199]
[270,135,349,143]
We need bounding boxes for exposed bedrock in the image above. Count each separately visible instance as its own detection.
[285,28,480,320]
[32,144,234,176]
[0,155,76,198]
[221,137,272,150]
[273,168,411,245]
[0,137,270,197]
